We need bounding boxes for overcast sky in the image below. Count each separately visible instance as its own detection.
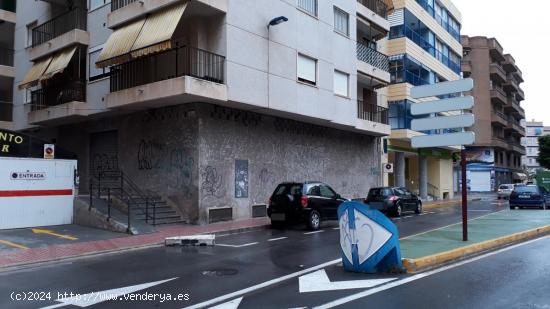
[454,0,548,123]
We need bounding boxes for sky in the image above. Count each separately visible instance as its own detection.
[453,0,549,123]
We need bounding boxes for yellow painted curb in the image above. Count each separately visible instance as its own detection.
[402,225,550,272]
[423,198,482,210]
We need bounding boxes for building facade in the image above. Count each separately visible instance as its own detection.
[9,0,394,225]
[461,36,526,191]
[381,0,463,200]
[0,0,15,130]
[522,121,550,174]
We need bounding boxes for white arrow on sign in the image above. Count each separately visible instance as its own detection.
[411,96,474,115]
[39,278,178,309]
[411,78,474,99]
[411,132,475,148]
[299,270,396,293]
[411,113,474,131]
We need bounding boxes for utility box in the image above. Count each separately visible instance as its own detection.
[535,171,550,191]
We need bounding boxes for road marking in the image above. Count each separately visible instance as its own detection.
[304,230,324,235]
[332,227,340,230]
[181,259,342,309]
[313,235,549,309]
[299,269,396,293]
[40,277,178,309]
[208,297,242,309]
[267,237,287,242]
[403,216,413,219]
[216,242,258,248]
[32,228,77,241]
[0,240,29,250]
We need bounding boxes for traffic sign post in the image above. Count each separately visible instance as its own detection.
[410,78,475,241]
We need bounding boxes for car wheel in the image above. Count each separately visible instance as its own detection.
[306,210,321,230]
[395,203,402,217]
[415,201,422,214]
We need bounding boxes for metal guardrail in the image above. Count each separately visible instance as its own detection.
[0,47,14,66]
[357,0,388,19]
[110,45,225,92]
[356,42,389,72]
[111,0,138,11]
[30,82,86,111]
[32,8,87,47]
[357,101,389,124]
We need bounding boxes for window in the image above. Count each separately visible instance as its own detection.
[297,54,317,85]
[90,0,110,10]
[307,185,321,196]
[89,49,110,81]
[26,21,37,47]
[333,7,349,36]
[319,185,336,199]
[297,0,317,16]
[333,70,349,97]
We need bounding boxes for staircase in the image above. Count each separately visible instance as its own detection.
[90,170,185,226]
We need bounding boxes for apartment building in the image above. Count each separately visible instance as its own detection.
[461,36,526,191]
[0,0,15,130]
[381,0,463,200]
[10,0,394,225]
[522,121,550,174]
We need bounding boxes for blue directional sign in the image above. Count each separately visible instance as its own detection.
[338,201,402,274]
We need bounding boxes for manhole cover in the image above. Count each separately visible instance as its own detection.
[201,268,238,276]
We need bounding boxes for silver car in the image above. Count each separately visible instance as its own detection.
[497,184,515,199]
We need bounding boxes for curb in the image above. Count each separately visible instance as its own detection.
[423,198,482,210]
[402,225,550,273]
[0,222,270,272]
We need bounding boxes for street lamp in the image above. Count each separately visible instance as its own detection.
[267,16,288,108]
[268,16,288,28]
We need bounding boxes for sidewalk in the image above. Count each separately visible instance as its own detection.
[0,217,269,269]
[400,210,550,271]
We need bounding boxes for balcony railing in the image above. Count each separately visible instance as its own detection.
[110,45,225,93]
[32,8,87,47]
[0,47,14,66]
[356,42,389,72]
[357,101,389,124]
[30,82,86,111]
[111,0,138,11]
[357,0,388,19]
[0,101,12,122]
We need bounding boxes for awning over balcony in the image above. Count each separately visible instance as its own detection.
[96,1,188,68]
[40,46,77,81]
[18,57,53,90]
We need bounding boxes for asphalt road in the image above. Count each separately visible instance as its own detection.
[1,195,540,309]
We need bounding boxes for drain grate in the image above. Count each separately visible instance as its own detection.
[201,268,239,277]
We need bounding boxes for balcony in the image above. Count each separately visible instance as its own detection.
[415,0,460,41]
[0,100,12,122]
[490,87,507,105]
[515,87,525,101]
[111,0,138,11]
[502,54,518,73]
[491,136,508,150]
[356,42,390,83]
[0,1,16,24]
[506,96,524,117]
[107,45,227,109]
[489,63,506,84]
[29,8,89,60]
[28,82,87,125]
[0,47,14,77]
[488,38,505,62]
[491,110,508,127]
[461,60,471,74]
[506,118,525,136]
[503,75,520,93]
[356,101,390,136]
[357,0,388,19]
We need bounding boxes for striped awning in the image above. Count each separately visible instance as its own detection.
[40,46,78,81]
[96,1,188,68]
[18,57,53,90]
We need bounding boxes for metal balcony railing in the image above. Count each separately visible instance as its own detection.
[357,101,389,124]
[110,45,225,92]
[357,0,388,19]
[30,82,86,111]
[0,101,12,122]
[356,42,389,72]
[0,47,14,66]
[111,0,138,11]
[32,8,87,47]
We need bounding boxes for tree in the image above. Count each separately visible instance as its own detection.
[537,135,550,169]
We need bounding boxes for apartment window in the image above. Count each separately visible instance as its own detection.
[297,54,317,85]
[333,70,349,97]
[89,48,110,81]
[26,21,37,47]
[297,0,317,17]
[333,7,349,37]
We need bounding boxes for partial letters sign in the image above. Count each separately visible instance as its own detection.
[10,171,46,180]
[0,130,26,156]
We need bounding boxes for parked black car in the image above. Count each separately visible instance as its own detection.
[365,187,422,217]
[267,182,347,230]
[509,185,550,210]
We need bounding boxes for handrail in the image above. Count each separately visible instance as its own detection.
[111,0,138,11]
[357,101,389,124]
[30,82,86,111]
[356,42,389,72]
[32,7,87,47]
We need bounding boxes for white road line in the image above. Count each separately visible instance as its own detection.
[216,242,259,248]
[304,230,325,235]
[313,236,550,309]
[332,227,340,230]
[182,259,342,309]
[267,237,288,242]
[403,216,413,219]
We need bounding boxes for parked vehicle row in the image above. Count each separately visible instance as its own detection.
[267,181,422,230]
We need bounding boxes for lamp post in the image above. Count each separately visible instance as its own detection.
[267,16,288,108]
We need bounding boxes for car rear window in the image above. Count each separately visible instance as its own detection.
[514,186,538,193]
[368,188,391,197]
[273,184,302,196]
[499,185,512,189]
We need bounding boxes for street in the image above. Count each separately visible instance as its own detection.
[1,197,542,309]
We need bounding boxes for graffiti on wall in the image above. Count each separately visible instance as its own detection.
[91,153,118,174]
[137,139,164,170]
[201,166,225,200]
[235,160,249,198]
